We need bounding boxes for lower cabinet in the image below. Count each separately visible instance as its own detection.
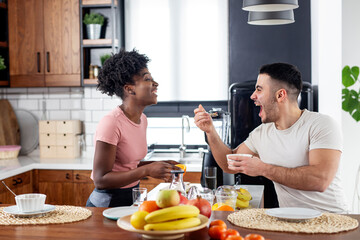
[37,170,94,206]
[0,171,33,204]
[140,172,201,192]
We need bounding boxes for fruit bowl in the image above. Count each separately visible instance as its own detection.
[117,214,208,239]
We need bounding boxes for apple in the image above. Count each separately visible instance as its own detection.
[156,189,180,208]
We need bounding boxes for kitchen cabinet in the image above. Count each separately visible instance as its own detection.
[80,0,124,86]
[8,0,81,87]
[37,170,94,206]
[140,172,201,192]
[0,2,9,86]
[0,171,33,204]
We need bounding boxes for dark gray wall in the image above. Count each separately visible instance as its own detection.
[229,0,311,85]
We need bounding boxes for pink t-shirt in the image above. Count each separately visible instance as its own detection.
[91,107,148,188]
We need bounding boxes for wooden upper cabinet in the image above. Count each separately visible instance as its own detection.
[8,0,81,87]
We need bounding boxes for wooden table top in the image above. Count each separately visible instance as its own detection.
[0,206,359,240]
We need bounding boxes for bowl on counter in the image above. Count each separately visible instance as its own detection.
[0,145,21,160]
[15,193,46,213]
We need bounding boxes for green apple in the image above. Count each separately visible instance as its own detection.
[156,189,180,208]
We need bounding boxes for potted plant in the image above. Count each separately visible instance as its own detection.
[342,65,360,122]
[100,54,111,67]
[0,55,6,71]
[83,13,105,40]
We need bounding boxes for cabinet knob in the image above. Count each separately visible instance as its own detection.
[12,179,17,186]
[76,174,80,180]
[66,173,70,179]
[17,178,23,184]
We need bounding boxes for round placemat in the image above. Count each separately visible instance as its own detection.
[227,209,359,234]
[0,205,92,225]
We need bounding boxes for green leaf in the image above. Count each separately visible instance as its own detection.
[342,88,358,112]
[342,66,356,87]
[351,103,360,122]
[351,66,359,80]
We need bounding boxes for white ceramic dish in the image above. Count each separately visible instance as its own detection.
[265,207,322,222]
[3,204,55,218]
[15,193,46,212]
[102,206,138,221]
[117,214,208,239]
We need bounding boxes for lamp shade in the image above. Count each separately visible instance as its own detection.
[243,0,298,12]
[248,10,295,25]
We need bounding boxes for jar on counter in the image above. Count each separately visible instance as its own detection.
[89,64,94,79]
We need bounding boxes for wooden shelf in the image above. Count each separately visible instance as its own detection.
[82,0,117,6]
[0,41,8,48]
[0,3,6,9]
[84,78,98,85]
[0,80,9,86]
[83,38,118,47]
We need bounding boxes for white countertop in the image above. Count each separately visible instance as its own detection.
[0,150,202,181]
[148,183,264,209]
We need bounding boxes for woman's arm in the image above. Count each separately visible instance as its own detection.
[92,141,178,189]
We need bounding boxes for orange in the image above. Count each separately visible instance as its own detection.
[138,200,160,213]
[214,204,235,211]
[175,164,187,175]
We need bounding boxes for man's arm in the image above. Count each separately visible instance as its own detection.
[194,105,255,173]
[228,148,341,191]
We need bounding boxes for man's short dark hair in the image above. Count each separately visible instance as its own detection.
[97,49,150,99]
[259,63,302,99]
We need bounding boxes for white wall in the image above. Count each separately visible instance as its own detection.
[341,0,360,213]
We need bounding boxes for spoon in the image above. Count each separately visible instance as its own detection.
[1,181,17,197]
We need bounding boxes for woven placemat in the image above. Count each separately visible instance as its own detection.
[228,209,359,234]
[0,205,92,225]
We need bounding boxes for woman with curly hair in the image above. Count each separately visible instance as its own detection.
[86,49,178,207]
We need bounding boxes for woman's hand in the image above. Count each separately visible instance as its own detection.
[145,162,179,181]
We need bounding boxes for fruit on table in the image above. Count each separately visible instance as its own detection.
[186,196,212,218]
[139,200,160,213]
[244,233,265,240]
[236,198,249,208]
[145,205,200,223]
[156,189,180,208]
[178,191,189,205]
[130,211,149,229]
[208,225,227,239]
[209,219,227,229]
[213,204,234,211]
[144,217,201,231]
[220,229,241,240]
[237,188,252,201]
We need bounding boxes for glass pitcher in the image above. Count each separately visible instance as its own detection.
[169,170,186,195]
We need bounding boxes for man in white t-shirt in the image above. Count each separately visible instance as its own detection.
[194,63,348,213]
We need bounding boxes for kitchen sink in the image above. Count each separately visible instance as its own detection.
[144,150,204,164]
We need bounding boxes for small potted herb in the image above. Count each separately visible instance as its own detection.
[0,55,6,71]
[83,13,105,39]
[100,54,111,67]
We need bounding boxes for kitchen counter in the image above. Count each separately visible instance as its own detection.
[0,150,202,181]
[0,205,359,240]
[148,183,264,208]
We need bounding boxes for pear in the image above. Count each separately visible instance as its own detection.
[156,189,180,208]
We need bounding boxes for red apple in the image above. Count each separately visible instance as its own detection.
[178,191,188,205]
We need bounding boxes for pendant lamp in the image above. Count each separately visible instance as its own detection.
[248,10,294,25]
[243,0,298,12]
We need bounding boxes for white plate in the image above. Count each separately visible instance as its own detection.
[3,204,55,218]
[265,207,322,222]
[103,206,138,221]
[14,109,39,155]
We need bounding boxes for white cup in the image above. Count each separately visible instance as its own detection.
[15,193,46,213]
[226,154,253,167]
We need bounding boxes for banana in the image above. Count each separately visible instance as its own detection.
[237,188,252,201]
[236,198,249,208]
[144,217,201,231]
[145,205,199,223]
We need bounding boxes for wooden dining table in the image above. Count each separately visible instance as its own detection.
[0,206,359,240]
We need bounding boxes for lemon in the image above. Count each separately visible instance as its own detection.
[211,202,224,211]
[130,211,149,229]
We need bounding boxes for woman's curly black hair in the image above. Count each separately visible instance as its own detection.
[97,49,150,99]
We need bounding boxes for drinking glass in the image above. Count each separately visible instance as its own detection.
[132,187,147,206]
[204,167,217,190]
[199,187,215,205]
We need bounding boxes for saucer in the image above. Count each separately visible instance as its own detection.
[3,204,56,218]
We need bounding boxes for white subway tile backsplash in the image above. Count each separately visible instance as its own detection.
[61,99,82,110]
[6,93,28,99]
[91,88,110,99]
[48,88,70,99]
[92,111,109,122]
[70,87,84,99]
[8,99,18,108]
[45,99,60,110]
[84,122,98,134]
[85,134,94,146]
[102,98,121,110]
[18,99,39,110]
[85,111,92,122]
[6,88,27,93]
[71,110,86,121]
[49,110,71,120]
[83,99,103,110]
[84,87,92,99]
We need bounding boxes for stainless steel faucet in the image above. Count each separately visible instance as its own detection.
[179,115,190,158]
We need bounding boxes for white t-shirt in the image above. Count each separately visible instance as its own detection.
[244,109,349,213]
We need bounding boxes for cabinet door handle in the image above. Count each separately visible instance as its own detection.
[46,52,50,72]
[37,52,41,72]
[17,178,23,184]
[12,179,17,186]
[66,173,70,179]
[75,174,80,180]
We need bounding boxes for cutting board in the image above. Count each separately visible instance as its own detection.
[0,99,20,146]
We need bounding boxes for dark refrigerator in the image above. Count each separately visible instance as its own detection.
[229,80,313,208]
